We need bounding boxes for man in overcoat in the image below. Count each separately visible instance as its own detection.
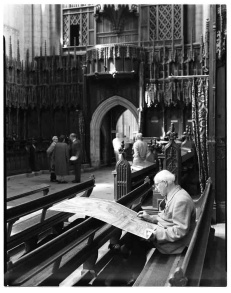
[69,133,82,183]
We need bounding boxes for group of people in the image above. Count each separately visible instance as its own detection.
[112,132,153,166]
[49,131,196,284]
[46,133,82,183]
[112,133,130,162]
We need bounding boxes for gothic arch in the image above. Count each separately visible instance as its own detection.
[90,95,138,167]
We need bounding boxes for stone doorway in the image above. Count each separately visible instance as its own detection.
[90,95,138,168]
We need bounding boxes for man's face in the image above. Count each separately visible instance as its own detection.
[154,180,167,197]
[54,138,58,143]
[69,135,73,142]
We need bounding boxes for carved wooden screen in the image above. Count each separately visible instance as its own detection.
[150,4,182,41]
[141,4,182,44]
[62,5,94,47]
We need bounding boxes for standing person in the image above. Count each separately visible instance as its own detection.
[28,138,40,172]
[112,133,122,162]
[69,133,82,183]
[53,134,69,183]
[132,133,148,166]
[46,136,58,182]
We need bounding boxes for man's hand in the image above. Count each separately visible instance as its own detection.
[137,210,153,223]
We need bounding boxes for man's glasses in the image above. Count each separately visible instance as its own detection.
[153,180,166,191]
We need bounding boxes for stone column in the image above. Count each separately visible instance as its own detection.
[138,61,144,133]
[195,5,203,42]
[203,5,210,37]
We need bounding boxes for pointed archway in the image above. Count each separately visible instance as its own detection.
[90,96,138,167]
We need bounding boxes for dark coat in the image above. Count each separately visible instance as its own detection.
[70,139,82,163]
[53,142,69,176]
[46,142,56,171]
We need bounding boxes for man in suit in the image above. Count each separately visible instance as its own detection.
[106,170,196,285]
[137,169,196,254]
[69,133,82,183]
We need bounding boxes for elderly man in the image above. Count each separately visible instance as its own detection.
[137,169,196,254]
[109,170,196,286]
[132,133,148,166]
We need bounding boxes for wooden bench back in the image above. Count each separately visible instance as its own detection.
[133,177,213,287]
[6,176,95,239]
[168,177,213,286]
[7,183,50,202]
[113,155,156,200]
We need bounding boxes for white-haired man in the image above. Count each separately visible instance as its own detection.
[137,169,196,254]
[132,133,148,166]
[112,170,196,286]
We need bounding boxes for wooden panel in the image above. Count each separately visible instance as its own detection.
[145,108,163,137]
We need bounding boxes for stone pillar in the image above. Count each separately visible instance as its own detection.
[138,61,144,133]
[50,5,62,55]
[203,5,210,37]
[195,5,203,42]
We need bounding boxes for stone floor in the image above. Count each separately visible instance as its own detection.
[6,166,115,208]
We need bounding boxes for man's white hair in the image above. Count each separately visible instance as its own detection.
[154,170,175,183]
[136,133,143,140]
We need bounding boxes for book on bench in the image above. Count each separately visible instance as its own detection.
[49,197,157,239]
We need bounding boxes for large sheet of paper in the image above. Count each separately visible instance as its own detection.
[49,197,156,239]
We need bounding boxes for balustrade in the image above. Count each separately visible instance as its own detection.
[85,44,145,77]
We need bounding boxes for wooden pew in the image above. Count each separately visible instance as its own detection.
[4,178,152,286]
[133,177,213,287]
[6,176,95,255]
[7,183,50,203]
[113,144,157,200]
[61,177,213,287]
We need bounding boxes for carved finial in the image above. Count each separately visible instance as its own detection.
[17,40,20,67]
[44,40,47,56]
[21,60,24,83]
[118,141,126,160]
[26,49,29,69]
[144,176,150,184]
[168,267,188,286]
[167,123,177,141]
[89,174,95,183]
[9,36,12,67]
[44,41,48,70]
[59,43,63,69]
[67,47,70,67]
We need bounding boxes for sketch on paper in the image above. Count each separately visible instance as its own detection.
[49,197,157,239]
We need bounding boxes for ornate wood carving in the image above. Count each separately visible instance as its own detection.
[168,267,188,286]
[94,4,139,34]
[163,123,181,184]
[216,5,226,63]
[115,141,132,200]
[149,5,182,42]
